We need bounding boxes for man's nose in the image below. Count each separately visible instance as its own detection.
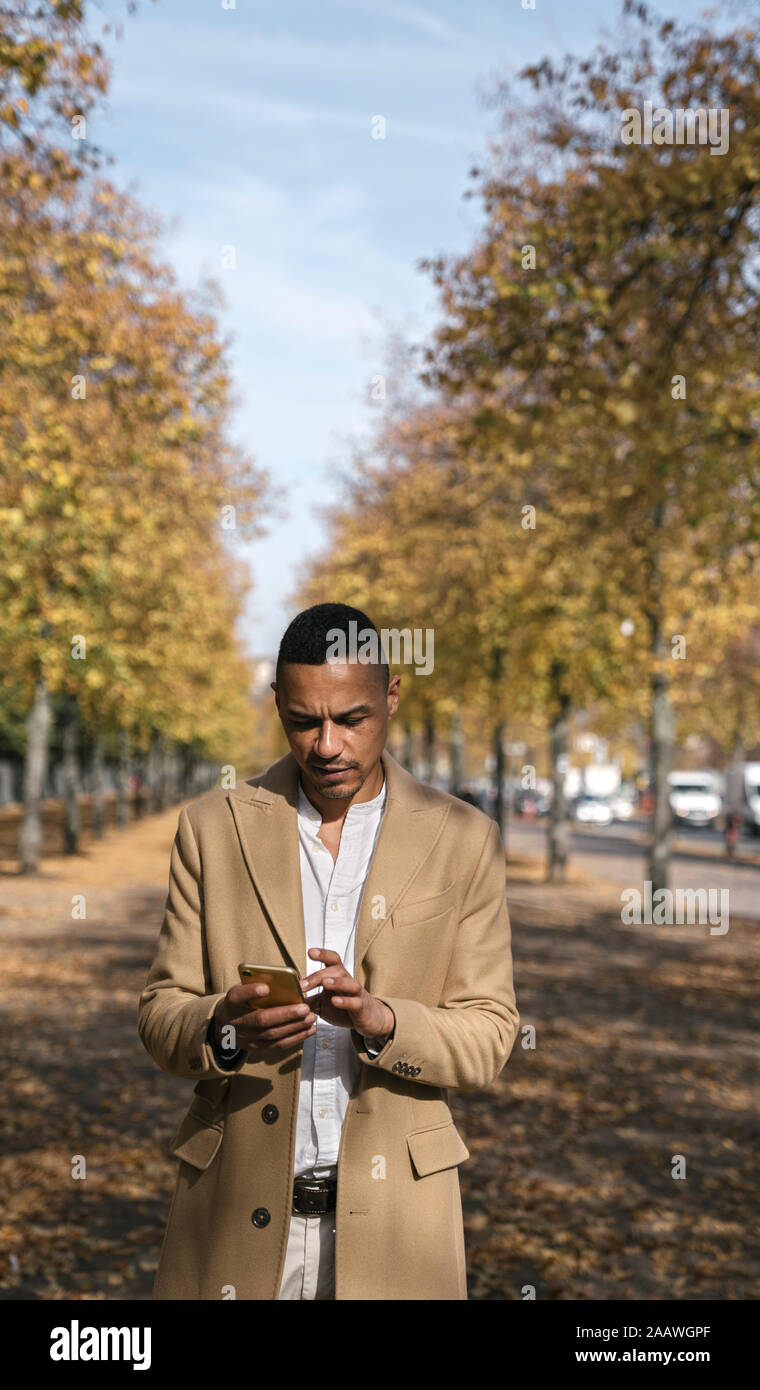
[314,722,343,758]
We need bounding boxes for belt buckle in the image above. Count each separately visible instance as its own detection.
[293,1178,335,1215]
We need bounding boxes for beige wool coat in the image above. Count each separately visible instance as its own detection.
[138,746,519,1300]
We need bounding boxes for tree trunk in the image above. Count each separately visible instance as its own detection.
[179,745,192,799]
[724,733,745,860]
[91,735,107,839]
[647,614,674,895]
[448,708,464,794]
[502,741,511,856]
[157,735,170,810]
[423,714,436,784]
[492,719,505,834]
[61,693,81,854]
[134,751,147,817]
[401,724,414,773]
[116,730,131,827]
[548,664,571,883]
[146,735,161,813]
[167,742,180,805]
[19,677,52,873]
[490,646,505,834]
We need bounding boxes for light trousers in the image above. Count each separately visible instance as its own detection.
[276,1212,336,1300]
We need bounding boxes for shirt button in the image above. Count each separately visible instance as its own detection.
[330,902,338,912]
[320,1040,330,1050]
[318,1109,327,1118]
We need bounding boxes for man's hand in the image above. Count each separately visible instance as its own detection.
[213,983,317,1053]
[299,948,395,1040]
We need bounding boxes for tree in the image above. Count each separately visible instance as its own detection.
[419,1,760,892]
[0,0,112,196]
[0,169,271,866]
[294,396,633,879]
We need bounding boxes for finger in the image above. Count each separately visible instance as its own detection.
[240,1012,314,1047]
[272,1023,317,1050]
[243,1002,311,1030]
[328,994,362,1008]
[247,1021,317,1051]
[322,975,360,992]
[254,1011,318,1043]
[307,948,343,966]
[299,966,351,991]
[230,982,271,1012]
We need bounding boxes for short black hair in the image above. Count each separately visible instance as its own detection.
[275,603,389,694]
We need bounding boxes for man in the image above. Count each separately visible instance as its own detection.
[138,602,519,1300]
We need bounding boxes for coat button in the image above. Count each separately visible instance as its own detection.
[251,1207,270,1228]
[262,1104,279,1124]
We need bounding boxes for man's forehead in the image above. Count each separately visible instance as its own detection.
[279,660,383,706]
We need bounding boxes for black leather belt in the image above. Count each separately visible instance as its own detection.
[292,1176,337,1215]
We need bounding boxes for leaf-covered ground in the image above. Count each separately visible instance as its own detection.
[0,808,757,1300]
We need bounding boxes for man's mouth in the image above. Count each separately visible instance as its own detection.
[311,766,353,780]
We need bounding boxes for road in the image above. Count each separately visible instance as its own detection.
[502,816,760,920]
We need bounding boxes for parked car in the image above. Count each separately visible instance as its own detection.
[667,771,722,829]
[608,793,636,821]
[742,762,760,836]
[513,787,551,817]
[573,796,614,826]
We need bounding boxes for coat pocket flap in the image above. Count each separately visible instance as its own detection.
[393,881,457,929]
[169,1105,224,1171]
[405,1120,470,1177]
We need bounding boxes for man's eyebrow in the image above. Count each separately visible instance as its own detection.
[286,704,373,719]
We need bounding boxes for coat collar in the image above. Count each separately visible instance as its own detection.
[226,748,449,979]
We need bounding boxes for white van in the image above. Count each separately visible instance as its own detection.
[667,771,722,829]
[742,763,760,836]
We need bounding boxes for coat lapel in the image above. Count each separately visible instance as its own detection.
[226,747,450,981]
[227,754,305,976]
[351,755,449,976]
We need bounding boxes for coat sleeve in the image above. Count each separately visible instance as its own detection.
[351,818,519,1092]
[137,806,248,1080]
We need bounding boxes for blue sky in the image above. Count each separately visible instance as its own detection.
[90,0,714,658]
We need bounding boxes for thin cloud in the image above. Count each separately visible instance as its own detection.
[379,2,460,42]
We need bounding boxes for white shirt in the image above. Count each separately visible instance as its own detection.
[294,770,387,1178]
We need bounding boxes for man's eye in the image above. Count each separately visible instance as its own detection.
[344,718,365,726]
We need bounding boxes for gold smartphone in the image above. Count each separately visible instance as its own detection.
[238,962,306,1008]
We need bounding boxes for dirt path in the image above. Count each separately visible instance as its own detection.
[455,875,759,1299]
[1,807,757,1300]
[1,805,191,1300]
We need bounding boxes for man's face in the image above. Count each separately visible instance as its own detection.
[273,659,400,802]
